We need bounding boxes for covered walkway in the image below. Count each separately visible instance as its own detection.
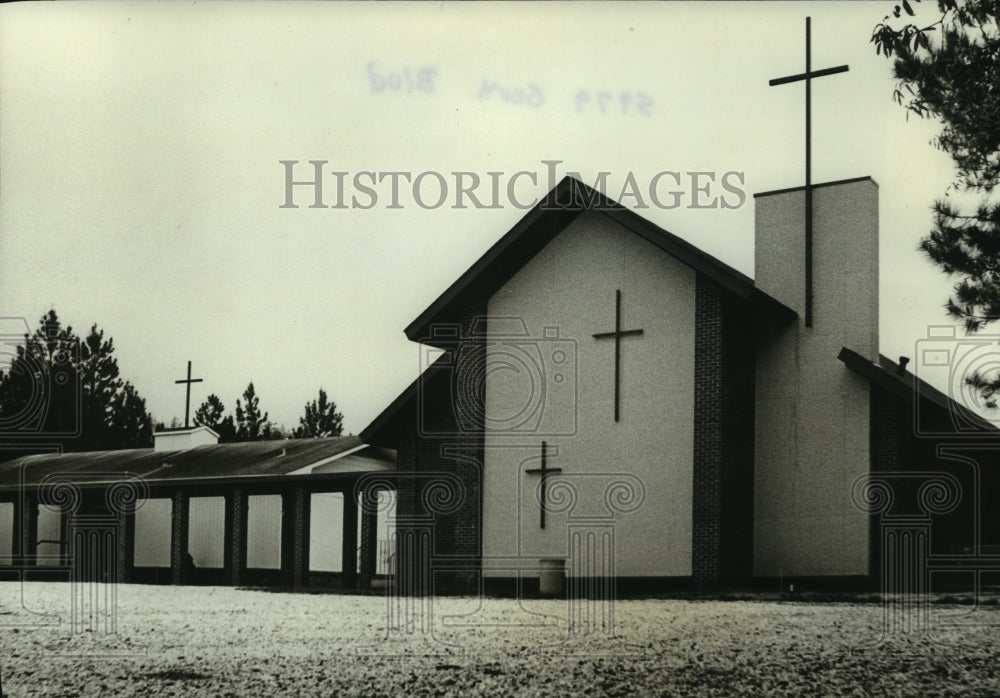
[0,431,398,590]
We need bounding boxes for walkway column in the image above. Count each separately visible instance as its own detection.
[228,489,246,586]
[358,486,378,590]
[19,492,38,567]
[292,486,308,590]
[11,496,22,565]
[280,488,308,588]
[116,509,134,585]
[170,489,189,585]
[342,489,359,589]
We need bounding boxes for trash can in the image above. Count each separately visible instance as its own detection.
[539,558,565,597]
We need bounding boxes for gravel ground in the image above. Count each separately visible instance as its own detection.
[1,583,999,697]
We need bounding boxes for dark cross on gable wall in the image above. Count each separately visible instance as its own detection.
[175,360,203,428]
[769,17,849,328]
[593,289,644,422]
[525,441,562,529]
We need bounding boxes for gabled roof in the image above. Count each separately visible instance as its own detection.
[837,347,1000,435]
[405,176,795,346]
[360,354,451,448]
[0,435,395,491]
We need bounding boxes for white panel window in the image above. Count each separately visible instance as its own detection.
[309,492,343,572]
[246,495,282,570]
[0,502,13,564]
[133,498,172,567]
[36,505,62,566]
[188,497,225,569]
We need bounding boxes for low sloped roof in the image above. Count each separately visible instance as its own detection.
[838,347,1000,436]
[0,435,397,491]
[360,354,451,448]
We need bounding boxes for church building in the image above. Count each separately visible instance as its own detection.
[1,176,999,596]
[361,175,1000,594]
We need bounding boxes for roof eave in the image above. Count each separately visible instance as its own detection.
[405,176,795,344]
[838,346,1000,435]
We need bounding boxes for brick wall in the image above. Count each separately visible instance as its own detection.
[170,489,188,585]
[868,385,903,578]
[116,511,133,584]
[19,493,37,564]
[693,273,755,583]
[228,489,244,586]
[358,490,378,588]
[394,300,485,595]
[292,485,308,589]
[693,275,723,581]
[871,387,903,473]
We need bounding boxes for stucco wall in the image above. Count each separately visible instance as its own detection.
[753,179,878,577]
[483,211,695,578]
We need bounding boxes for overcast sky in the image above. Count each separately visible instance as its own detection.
[0,1,969,435]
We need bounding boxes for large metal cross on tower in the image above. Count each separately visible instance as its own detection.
[174,360,203,428]
[769,17,849,328]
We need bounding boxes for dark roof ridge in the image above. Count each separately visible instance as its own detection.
[405,176,795,345]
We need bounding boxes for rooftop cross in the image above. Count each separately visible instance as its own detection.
[174,360,203,429]
[769,16,849,328]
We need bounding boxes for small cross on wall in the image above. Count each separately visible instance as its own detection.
[525,441,562,529]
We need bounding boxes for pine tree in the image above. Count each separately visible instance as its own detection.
[261,421,287,440]
[873,0,1000,400]
[234,382,269,441]
[294,388,344,438]
[110,381,153,449]
[0,310,154,451]
[78,324,122,450]
[0,310,80,440]
[873,2,1000,325]
[194,393,236,442]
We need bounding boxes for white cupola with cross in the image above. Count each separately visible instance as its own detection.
[153,360,216,451]
[153,424,220,452]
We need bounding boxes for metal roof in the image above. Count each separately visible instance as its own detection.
[0,435,396,491]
